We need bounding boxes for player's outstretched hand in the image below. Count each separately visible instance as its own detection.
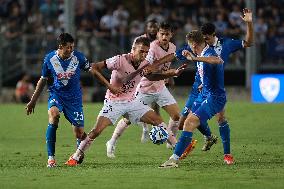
[174,64,187,77]
[240,8,252,23]
[26,101,36,115]
[182,50,195,61]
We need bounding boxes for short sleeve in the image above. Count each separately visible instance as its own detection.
[79,53,90,71]
[41,55,51,78]
[227,39,243,53]
[105,55,121,70]
[145,48,155,64]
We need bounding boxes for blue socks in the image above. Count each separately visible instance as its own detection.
[198,122,212,138]
[174,131,193,157]
[219,121,230,154]
[46,123,58,157]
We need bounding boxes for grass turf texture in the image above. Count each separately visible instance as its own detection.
[0,101,283,189]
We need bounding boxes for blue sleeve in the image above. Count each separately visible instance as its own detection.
[41,55,50,78]
[174,44,192,60]
[227,38,243,53]
[77,51,90,71]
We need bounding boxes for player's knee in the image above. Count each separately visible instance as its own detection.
[183,115,199,131]
[151,116,163,126]
[48,110,60,124]
[216,114,226,124]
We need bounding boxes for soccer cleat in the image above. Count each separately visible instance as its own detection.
[141,130,150,143]
[224,154,234,165]
[201,135,218,151]
[179,139,197,160]
[159,157,179,168]
[47,159,57,168]
[65,155,79,166]
[106,140,116,158]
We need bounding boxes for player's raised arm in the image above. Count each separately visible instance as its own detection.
[241,8,254,47]
[90,62,122,95]
[26,77,47,115]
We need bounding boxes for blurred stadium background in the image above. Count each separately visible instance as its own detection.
[0,0,284,103]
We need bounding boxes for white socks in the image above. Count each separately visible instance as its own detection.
[141,122,149,132]
[72,136,94,161]
[109,119,129,146]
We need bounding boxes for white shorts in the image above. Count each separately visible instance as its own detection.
[98,98,152,124]
[136,86,177,108]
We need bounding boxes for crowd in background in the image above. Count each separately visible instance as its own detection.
[0,0,283,102]
[0,0,284,64]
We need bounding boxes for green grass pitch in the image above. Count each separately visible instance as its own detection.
[0,101,283,189]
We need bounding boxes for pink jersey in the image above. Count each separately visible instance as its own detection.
[138,40,176,93]
[105,53,148,101]
[131,34,147,52]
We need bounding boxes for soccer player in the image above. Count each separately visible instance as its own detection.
[150,8,253,164]
[105,22,182,158]
[132,19,160,143]
[159,30,225,168]
[65,37,186,166]
[26,33,90,168]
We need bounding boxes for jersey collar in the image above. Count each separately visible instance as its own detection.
[55,50,74,61]
[213,36,219,47]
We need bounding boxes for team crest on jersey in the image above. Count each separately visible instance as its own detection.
[259,77,280,102]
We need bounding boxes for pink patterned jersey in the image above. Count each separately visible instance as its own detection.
[131,34,147,52]
[138,40,176,93]
[105,53,148,101]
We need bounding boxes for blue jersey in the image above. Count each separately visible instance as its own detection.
[213,37,243,66]
[197,45,225,96]
[41,50,90,99]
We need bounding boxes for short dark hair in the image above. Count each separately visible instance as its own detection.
[201,23,216,35]
[134,36,150,47]
[57,33,74,46]
[186,30,205,44]
[158,22,173,32]
[146,19,158,26]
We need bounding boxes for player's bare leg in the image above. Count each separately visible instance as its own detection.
[141,102,160,143]
[65,116,112,166]
[73,126,86,163]
[162,104,180,148]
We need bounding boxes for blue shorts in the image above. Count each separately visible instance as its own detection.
[181,89,199,117]
[191,95,226,125]
[48,93,84,127]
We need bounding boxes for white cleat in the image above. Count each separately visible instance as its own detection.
[159,157,179,168]
[106,140,116,158]
[141,130,150,143]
